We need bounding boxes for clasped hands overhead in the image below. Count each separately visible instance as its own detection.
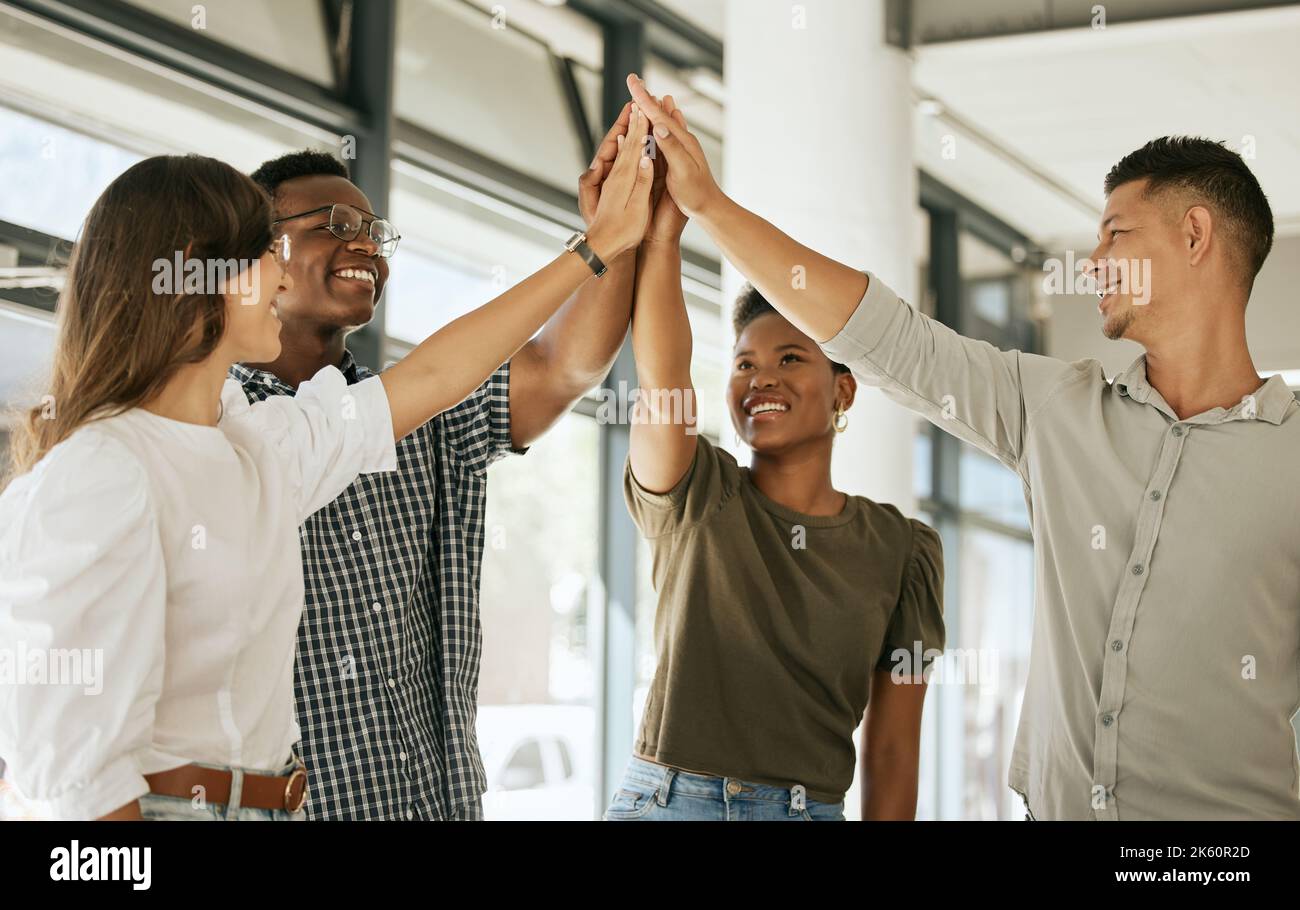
[580,73,728,259]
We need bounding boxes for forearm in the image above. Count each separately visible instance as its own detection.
[532,249,638,392]
[696,193,868,344]
[632,241,693,389]
[629,239,697,492]
[860,752,921,820]
[99,799,144,821]
[381,247,598,440]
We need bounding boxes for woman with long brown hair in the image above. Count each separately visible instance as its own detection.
[0,109,654,820]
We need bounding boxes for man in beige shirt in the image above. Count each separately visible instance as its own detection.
[628,74,1300,820]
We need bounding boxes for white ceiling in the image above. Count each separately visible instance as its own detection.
[657,1,1300,249]
[912,4,1300,249]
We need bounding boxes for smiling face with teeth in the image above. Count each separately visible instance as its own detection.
[264,174,391,342]
[729,310,856,456]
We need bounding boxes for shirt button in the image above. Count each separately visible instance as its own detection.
[387,678,396,689]
[1149,490,1162,501]
[399,751,408,761]
[1171,425,1185,437]
[352,530,362,542]
[1111,639,1123,651]
[1102,713,1114,727]
[372,602,382,612]
[725,781,742,796]
[406,809,414,820]
[1131,564,1144,575]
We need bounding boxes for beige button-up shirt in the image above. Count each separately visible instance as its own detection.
[821,272,1300,820]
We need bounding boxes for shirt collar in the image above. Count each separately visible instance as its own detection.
[1112,353,1294,425]
[230,348,372,390]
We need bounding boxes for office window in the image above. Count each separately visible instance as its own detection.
[395,0,602,195]
[385,166,572,350]
[0,106,140,241]
[120,0,336,86]
[0,8,334,177]
[478,411,600,821]
[913,205,1038,820]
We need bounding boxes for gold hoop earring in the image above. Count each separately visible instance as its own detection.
[834,406,848,433]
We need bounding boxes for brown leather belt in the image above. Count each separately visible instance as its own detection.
[145,761,308,813]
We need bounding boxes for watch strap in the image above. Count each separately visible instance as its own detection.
[566,232,607,278]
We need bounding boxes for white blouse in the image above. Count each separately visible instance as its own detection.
[0,366,396,819]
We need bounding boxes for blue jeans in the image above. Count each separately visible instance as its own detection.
[604,756,845,821]
[138,754,307,822]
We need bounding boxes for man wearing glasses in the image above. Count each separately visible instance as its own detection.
[235,112,637,820]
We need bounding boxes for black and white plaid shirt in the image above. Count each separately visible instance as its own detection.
[231,350,521,820]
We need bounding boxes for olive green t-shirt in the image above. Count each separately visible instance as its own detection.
[625,435,945,803]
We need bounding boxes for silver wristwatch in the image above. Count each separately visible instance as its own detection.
[565,231,607,278]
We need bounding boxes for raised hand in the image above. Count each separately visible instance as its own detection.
[578,101,633,228]
[626,73,722,220]
[645,94,690,244]
[586,104,655,261]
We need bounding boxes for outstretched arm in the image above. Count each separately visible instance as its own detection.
[380,107,655,442]
[628,94,697,493]
[510,103,640,448]
[625,74,866,344]
[626,73,1077,470]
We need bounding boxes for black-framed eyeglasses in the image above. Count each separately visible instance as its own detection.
[272,203,401,259]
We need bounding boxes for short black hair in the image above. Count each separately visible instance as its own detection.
[733,283,849,374]
[250,149,350,200]
[1104,136,1273,287]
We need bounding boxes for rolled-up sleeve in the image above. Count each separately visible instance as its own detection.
[232,367,398,521]
[0,433,166,819]
[442,362,526,477]
[820,272,1083,473]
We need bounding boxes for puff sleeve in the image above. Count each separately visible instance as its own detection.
[223,366,398,522]
[875,519,946,677]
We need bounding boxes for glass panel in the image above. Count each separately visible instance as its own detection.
[385,166,565,346]
[0,106,141,240]
[0,304,56,438]
[913,427,933,501]
[396,0,597,194]
[958,230,1034,350]
[120,0,335,85]
[499,739,546,791]
[953,526,1034,820]
[478,411,599,821]
[958,446,1030,531]
[686,301,727,442]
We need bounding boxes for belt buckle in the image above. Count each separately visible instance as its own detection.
[283,762,308,813]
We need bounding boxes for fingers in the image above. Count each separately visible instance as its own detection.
[633,138,655,192]
[625,78,694,169]
[590,101,632,171]
[660,93,700,158]
[664,94,688,131]
[626,74,670,127]
[609,104,650,184]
